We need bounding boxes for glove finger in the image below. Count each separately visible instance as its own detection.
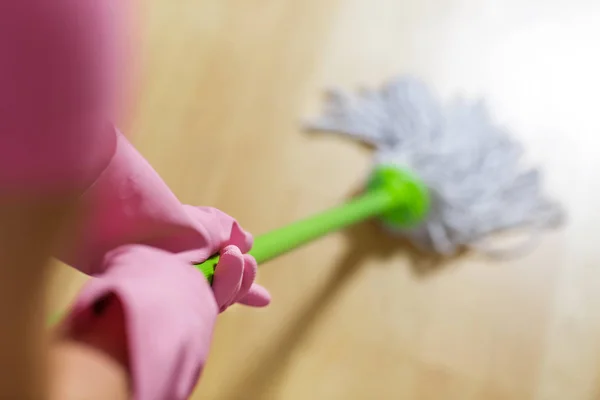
[206,207,253,253]
[212,245,244,312]
[231,254,257,305]
[238,284,271,307]
[226,219,253,253]
[184,206,253,254]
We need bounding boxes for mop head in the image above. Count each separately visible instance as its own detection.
[307,77,564,258]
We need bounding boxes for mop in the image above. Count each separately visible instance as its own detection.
[48,77,562,326]
[196,77,563,281]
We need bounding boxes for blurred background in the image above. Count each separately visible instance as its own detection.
[49,0,600,399]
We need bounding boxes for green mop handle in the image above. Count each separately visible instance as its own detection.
[196,166,429,283]
[197,188,393,283]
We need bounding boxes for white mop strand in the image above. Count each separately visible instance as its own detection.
[306,77,564,257]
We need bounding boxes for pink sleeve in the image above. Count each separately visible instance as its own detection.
[0,0,123,193]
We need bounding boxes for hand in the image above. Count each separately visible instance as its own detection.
[63,245,232,400]
[175,205,271,311]
[58,132,270,310]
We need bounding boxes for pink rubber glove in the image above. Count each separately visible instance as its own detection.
[65,244,252,400]
[59,129,270,309]
[0,0,125,193]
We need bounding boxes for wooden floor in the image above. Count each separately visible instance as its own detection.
[48,0,600,398]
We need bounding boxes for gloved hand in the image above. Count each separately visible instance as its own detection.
[64,244,253,400]
[174,206,271,311]
[58,130,269,309]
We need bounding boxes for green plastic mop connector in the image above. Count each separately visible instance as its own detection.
[197,165,430,283]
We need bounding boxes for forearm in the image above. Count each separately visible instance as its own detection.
[0,195,79,398]
[50,340,129,400]
[0,264,47,399]
[50,295,130,400]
